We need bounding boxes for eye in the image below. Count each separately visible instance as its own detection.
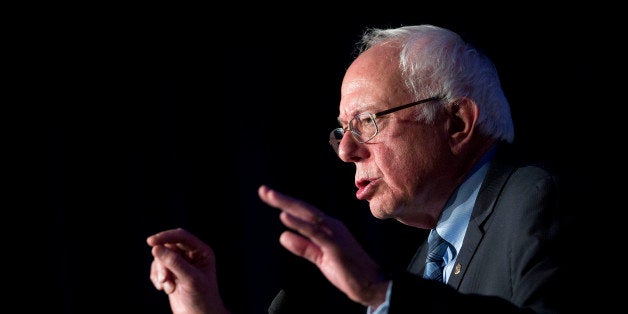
[361,116,375,124]
[355,113,374,125]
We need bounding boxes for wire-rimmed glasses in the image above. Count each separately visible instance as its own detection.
[329,96,442,155]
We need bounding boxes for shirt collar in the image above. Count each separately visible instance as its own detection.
[435,146,496,253]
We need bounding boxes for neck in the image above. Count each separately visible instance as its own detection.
[399,140,498,229]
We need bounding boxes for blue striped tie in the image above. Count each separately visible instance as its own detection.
[423,230,455,282]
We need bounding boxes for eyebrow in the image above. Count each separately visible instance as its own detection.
[336,103,381,125]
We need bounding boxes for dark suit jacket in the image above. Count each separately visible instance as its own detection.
[270,143,570,313]
[391,144,565,313]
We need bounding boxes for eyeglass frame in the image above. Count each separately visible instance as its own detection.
[329,95,443,155]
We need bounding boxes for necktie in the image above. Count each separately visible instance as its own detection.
[423,230,455,282]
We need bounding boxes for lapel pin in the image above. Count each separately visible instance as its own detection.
[454,263,461,275]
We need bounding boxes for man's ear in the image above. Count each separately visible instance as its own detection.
[447,97,479,155]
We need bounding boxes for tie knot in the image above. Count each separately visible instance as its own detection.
[426,235,449,262]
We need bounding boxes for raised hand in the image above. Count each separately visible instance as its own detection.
[258,185,389,308]
[147,228,230,314]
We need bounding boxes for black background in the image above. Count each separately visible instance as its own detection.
[16,5,617,313]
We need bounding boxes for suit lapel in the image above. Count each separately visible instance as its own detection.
[447,146,516,289]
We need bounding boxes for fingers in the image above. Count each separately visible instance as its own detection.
[259,185,388,306]
[259,185,341,265]
[279,230,324,264]
[151,260,177,294]
[279,210,332,239]
[260,185,335,246]
[147,228,216,295]
[147,228,206,249]
[149,247,175,294]
[258,185,326,227]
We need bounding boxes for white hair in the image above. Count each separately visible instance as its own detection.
[358,24,515,143]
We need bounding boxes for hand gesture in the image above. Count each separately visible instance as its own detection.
[147,228,230,314]
[258,185,389,308]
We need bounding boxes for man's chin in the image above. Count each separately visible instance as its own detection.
[369,203,394,220]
